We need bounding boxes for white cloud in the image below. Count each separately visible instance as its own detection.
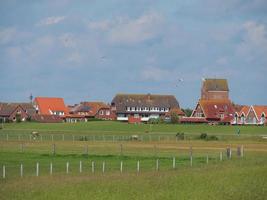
[108,12,164,45]
[141,66,171,81]
[243,21,267,46]
[0,27,17,45]
[37,16,66,26]
[236,21,267,61]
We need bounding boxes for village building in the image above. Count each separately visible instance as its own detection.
[181,78,235,124]
[0,102,36,122]
[34,97,68,116]
[69,102,115,121]
[33,97,69,122]
[111,94,184,123]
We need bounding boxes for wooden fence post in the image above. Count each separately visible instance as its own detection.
[137,161,140,173]
[36,162,39,177]
[40,134,43,142]
[79,161,82,173]
[190,146,193,167]
[102,161,105,173]
[66,162,69,174]
[3,165,5,179]
[241,145,244,157]
[51,134,54,142]
[156,159,159,171]
[50,162,53,175]
[173,157,176,169]
[220,152,223,161]
[226,147,231,159]
[92,161,95,173]
[20,164,23,177]
[120,161,123,173]
[62,134,65,141]
[206,155,209,164]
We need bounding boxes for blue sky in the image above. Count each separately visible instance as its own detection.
[0,0,267,108]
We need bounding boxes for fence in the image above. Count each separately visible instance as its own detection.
[1,146,244,179]
[0,132,260,142]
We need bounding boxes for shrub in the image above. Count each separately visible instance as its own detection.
[207,135,219,141]
[199,133,219,141]
[176,132,185,140]
[200,133,208,140]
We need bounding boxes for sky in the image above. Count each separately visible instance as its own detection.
[0,0,267,108]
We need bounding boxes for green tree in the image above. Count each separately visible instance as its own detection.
[182,108,193,117]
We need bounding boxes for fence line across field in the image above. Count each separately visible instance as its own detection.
[1,148,244,179]
[0,133,234,142]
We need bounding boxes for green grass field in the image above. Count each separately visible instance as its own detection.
[0,121,267,199]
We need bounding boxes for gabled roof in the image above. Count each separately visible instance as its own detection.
[0,104,20,116]
[34,97,68,115]
[199,99,235,121]
[202,79,229,91]
[112,93,180,113]
[0,102,35,116]
[252,105,267,120]
[80,102,110,116]
[237,105,250,117]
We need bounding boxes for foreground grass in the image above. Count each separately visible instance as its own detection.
[1,153,266,200]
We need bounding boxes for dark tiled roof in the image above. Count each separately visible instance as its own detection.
[0,103,35,116]
[202,79,229,91]
[111,94,180,113]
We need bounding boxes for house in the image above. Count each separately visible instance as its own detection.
[69,102,115,120]
[231,105,267,125]
[111,93,183,123]
[232,105,250,125]
[34,97,68,116]
[248,106,267,125]
[181,78,235,124]
[0,102,35,122]
[181,99,235,124]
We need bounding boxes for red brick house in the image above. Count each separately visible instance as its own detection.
[181,99,235,124]
[0,104,29,122]
[34,97,68,116]
[181,78,235,124]
[69,102,115,120]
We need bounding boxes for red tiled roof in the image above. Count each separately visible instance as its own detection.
[237,105,250,116]
[34,97,68,116]
[80,102,110,117]
[199,99,235,121]
[252,105,267,120]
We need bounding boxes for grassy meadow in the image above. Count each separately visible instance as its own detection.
[0,121,267,199]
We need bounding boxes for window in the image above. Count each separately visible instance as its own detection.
[106,110,110,115]
[99,110,104,115]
